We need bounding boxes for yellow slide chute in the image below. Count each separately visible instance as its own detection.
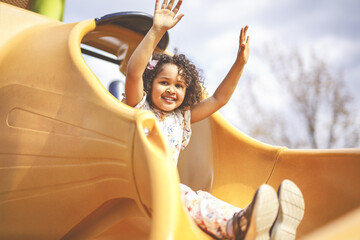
[0,3,359,239]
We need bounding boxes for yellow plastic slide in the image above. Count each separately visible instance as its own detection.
[0,3,359,239]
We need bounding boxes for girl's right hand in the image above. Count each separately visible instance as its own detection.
[236,25,250,65]
[153,0,184,31]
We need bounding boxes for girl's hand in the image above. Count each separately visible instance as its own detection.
[153,0,184,31]
[237,25,250,65]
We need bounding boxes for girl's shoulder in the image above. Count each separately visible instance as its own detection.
[174,107,190,118]
[132,92,151,111]
[174,108,191,129]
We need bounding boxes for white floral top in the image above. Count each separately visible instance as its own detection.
[134,94,192,165]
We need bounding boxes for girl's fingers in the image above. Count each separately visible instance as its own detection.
[160,0,182,13]
[240,26,249,45]
[173,13,184,25]
[244,25,248,41]
[172,0,183,14]
[161,0,169,9]
[167,0,175,9]
[240,28,244,44]
[155,0,160,11]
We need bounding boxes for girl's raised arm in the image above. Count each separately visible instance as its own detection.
[125,0,184,107]
[190,26,250,123]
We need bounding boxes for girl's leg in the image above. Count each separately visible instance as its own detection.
[180,183,240,238]
[180,183,280,240]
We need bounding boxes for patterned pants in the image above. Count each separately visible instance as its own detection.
[180,183,242,239]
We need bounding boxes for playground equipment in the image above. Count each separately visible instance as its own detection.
[1,2,360,239]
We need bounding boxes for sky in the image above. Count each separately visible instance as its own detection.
[63,0,360,130]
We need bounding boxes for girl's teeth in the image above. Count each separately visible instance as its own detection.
[163,96,175,101]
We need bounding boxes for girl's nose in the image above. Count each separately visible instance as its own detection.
[166,87,175,94]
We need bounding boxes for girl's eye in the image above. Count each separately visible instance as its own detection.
[176,84,184,89]
[160,81,168,85]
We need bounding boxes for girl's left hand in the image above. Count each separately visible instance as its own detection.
[237,25,250,64]
[153,0,184,31]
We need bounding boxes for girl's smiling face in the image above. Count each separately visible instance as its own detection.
[151,63,186,112]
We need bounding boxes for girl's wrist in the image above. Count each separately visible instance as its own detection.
[150,25,167,35]
[234,57,247,67]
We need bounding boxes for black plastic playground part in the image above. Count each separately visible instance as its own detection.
[80,47,122,65]
[95,11,169,50]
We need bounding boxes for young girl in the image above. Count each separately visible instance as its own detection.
[124,0,305,239]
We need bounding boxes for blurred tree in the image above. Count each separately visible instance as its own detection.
[30,0,65,21]
[1,0,66,21]
[238,48,360,149]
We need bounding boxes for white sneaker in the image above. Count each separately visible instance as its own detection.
[270,180,305,240]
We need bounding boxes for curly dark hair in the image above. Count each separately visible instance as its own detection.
[143,53,205,109]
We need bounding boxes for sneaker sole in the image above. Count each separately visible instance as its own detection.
[249,184,279,240]
[271,180,305,240]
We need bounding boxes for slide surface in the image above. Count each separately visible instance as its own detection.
[1,3,359,239]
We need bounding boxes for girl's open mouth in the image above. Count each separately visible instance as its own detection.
[162,96,177,103]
